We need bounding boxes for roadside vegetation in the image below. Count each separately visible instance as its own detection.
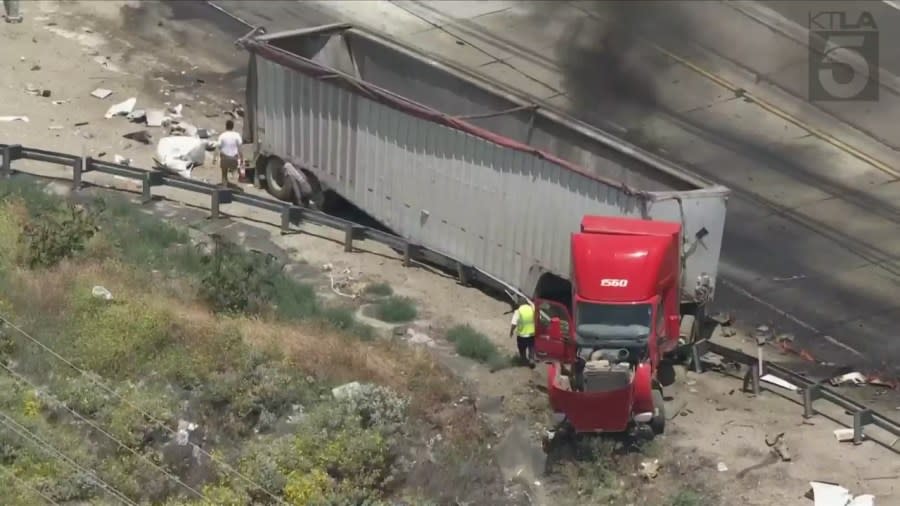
[0,178,511,505]
[445,324,512,371]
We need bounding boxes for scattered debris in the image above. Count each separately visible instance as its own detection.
[155,135,211,177]
[197,128,210,139]
[717,462,728,472]
[766,433,792,461]
[113,155,132,166]
[710,312,733,325]
[123,130,152,145]
[720,326,737,337]
[105,97,136,119]
[90,88,113,99]
[146,109,166,127]
[175,420,198,446]
[761,374,799,391]
[332,381,363,400]
[831,372,867,387]
[47,125,64,131]
[127,109,146,123]
[74,121,89,127]
[169,120,198,137]
[97,152,106,158]
[833,428,860,443]
[775,333,795,343]
[169,104,183,118]
[91,286,113,301]
[30,64,40,71]
[638,459,660,480]
[807,481,875,506]
[0,116,29,123]
[51,100,69,105]
[406,329,435,347]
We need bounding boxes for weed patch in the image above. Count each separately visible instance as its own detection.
[363,282,394,297]
[445,325,512,371]
[369,296,417,323]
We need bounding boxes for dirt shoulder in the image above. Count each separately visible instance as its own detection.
[2,2,898,505]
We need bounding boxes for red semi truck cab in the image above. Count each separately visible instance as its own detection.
[534,215,683,434]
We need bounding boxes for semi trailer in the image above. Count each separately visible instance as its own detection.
[238,23,729,437]
[237,24,728,324]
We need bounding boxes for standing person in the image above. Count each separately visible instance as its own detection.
[509,300,536,368]
[216,120,243,186]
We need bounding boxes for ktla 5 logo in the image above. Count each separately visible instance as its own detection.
[808,10,879,102]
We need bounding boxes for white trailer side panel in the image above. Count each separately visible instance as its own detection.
[253,55,728,300]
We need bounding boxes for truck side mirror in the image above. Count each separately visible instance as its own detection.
[549,317,562,339]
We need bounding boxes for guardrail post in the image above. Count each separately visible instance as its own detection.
[211,188,233,219]
[853,409,874,445]
[742,364,761,395]
[343,224,364,252]
[689,341,709,374]
[457,263,471,286]
[402,243,418,267]
[803,384,822,418]
[141,171,163,204]
[1,144,22,178]
[72,157,84,191]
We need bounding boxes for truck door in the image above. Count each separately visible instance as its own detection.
[534,299,576,363]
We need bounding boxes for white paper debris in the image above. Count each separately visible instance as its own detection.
[830,372,867,386]
[104,97,136,119]
[760,374,799,391]
[146,109,166,127]
[0,116,29,122]
[91,286,113,300]
[155,136,210,177]
[810,482,876,506]
[90,88,113,99]
[717,462,728,472]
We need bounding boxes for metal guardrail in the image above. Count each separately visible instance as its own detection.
[2,142,899,447]
[690,340,900,447]
[0,143,521,301]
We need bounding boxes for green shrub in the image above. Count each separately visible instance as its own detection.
[99,383,177,449]
[370,296,417,323]
[21,201,101,268]
[70,298,173,379]
[363,282,393,297]
[445,325,511,370]
[318,306,375,340]
[197,236,282,315]
[272,277,320,321]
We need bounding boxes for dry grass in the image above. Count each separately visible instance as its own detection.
[4,258,461,416]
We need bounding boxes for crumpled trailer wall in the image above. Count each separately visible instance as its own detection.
[240,25,729,303]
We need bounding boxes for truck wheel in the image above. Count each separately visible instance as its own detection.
[650,389,665,435]
[265,157,294,202]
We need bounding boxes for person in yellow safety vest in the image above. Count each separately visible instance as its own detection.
[509,301,536,368]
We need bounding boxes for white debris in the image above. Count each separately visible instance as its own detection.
[51,100,70,105]
[406,329,435,347]
[833,428,858,442]
[91,286,113,300]
[104,97,136,119]
[113,155,132,166]
[717,462,728,472]
[169,103,183,118]
[810,481,875,506]
[0,116,29,122]
[90,88,113,99]
[830,372,867,387]
[760,374,799,391]
[145,109,167,127]
[332,381,363,400]
[638,459,659,479]
[175,419,198,446]
[127,109,146,122]
[155,135,211,177]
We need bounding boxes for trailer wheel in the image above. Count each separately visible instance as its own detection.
[650,389,665,435]
[264,157,294,201]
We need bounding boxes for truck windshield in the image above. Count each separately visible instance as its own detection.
[575,302,652,343]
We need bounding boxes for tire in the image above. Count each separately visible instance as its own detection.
[264,157,294,201]
[650,389,665,435]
